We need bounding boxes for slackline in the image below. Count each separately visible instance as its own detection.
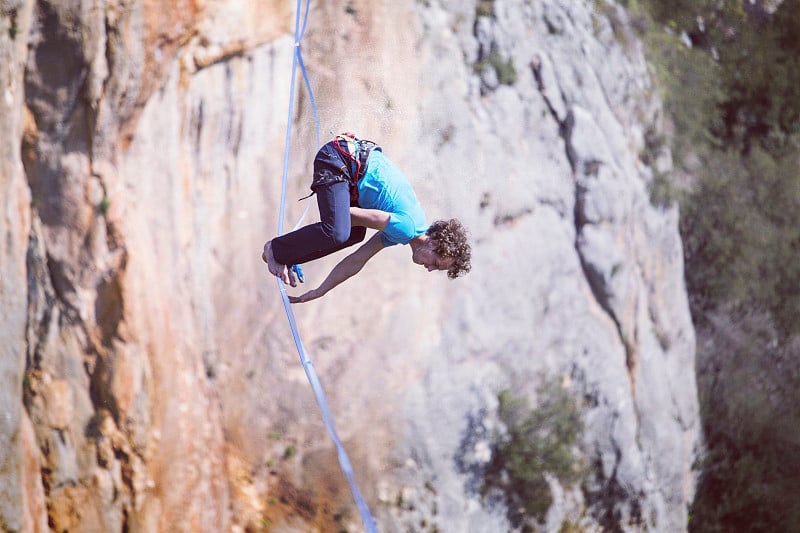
[274,2,378,532]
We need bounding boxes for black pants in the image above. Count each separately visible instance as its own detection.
[271,141,367,265]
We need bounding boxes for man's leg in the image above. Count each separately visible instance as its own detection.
[289,225,367,265]
[270,180,353,266]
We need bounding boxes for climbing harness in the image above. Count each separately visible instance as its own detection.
[299,132,380,207]
[274,2,378,532]
[332,132,380,206]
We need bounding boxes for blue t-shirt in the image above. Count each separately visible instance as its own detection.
[357,150,428,247]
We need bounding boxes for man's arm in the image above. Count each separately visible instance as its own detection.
[350,207,390,230]
[288,232,385,303]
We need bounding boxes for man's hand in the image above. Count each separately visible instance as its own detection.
[288,288,322,304]
[286,233,385,303]
[286,265,301,287]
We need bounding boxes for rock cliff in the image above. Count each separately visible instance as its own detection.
[0,0,699,532]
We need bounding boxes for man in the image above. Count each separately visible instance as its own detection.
[263,133,471,303]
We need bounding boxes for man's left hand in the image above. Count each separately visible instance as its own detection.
[288,288,322,304]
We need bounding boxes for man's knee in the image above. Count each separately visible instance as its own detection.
[350,226,367,244]
[331,225,351,245]
[321,220,351,245]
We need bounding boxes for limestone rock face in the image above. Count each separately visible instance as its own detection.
[1,1,39,531]
[0,0,699,532]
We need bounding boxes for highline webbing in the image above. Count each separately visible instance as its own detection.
[274,2,378,532]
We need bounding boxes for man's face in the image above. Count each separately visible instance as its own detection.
[412,242,455,272]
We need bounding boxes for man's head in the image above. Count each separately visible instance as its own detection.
[425,218,471,279]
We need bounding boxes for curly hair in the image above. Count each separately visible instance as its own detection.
[427,218,472,279]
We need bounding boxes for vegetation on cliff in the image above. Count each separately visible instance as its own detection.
[622,0,800,530]
[483,380,586,531]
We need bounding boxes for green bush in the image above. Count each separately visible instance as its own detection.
[690,311,800,533]
[474,49,517,87]
[643,22,723,157]
[636,1,800,531]
[476,0,495,18]
[680,144,800,336]
[713,0,800,152]
[644,0,800,153]
[490,51,517,86]
[483,380,585,527]
[640,0,800,337]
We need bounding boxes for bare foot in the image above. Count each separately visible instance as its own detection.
[263,241,289,284]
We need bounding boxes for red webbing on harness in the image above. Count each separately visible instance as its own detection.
[332,132,363,206]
